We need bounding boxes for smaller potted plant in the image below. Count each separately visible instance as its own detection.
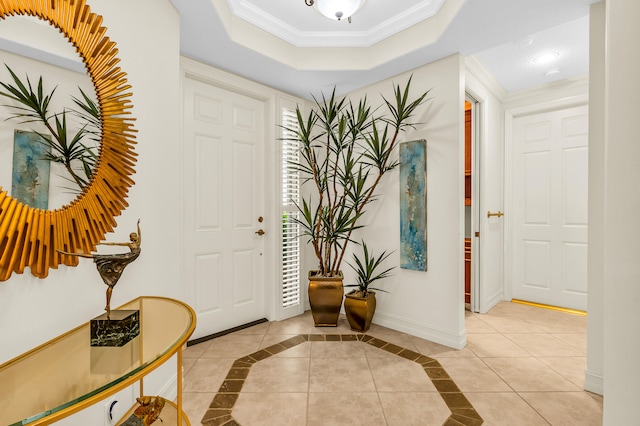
[344,241,395,332]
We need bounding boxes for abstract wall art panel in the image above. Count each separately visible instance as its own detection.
[399,139,427,271]
[11,129,50,210]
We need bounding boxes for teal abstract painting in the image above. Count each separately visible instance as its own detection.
[12,130,50,210]
[399,139,427,271]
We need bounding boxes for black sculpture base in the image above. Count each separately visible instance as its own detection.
[90,309,140,347]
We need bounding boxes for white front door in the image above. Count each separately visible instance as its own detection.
[511,104,588,311]
[182,76,266,340]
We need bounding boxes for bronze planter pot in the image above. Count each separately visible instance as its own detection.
[308,271,344,327]
[344,290,377,332]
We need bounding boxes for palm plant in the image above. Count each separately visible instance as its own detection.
[0,64,100,191]
[346,241,395,297]
[284,76,429,278]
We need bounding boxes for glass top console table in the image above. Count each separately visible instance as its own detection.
[0,296,196,425]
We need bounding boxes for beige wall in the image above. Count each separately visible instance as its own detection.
[603,0,640,423]
[342,54,467,348]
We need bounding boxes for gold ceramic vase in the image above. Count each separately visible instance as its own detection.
[308,271,344,327]
[344,290,377,332]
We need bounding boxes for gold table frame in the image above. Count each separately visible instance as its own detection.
[0,296,196,425]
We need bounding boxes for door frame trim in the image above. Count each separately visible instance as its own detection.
[503,93,588,302]
[179,56,279,322]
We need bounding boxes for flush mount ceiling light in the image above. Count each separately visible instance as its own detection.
[533,51,561,65]
[305,0,365,22]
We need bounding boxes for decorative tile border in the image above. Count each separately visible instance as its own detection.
[201,334,483,426]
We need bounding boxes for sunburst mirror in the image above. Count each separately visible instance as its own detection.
[0,0,136,280]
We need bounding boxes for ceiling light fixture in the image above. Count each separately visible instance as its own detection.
[305,0,364,23]
[532,51,561,65]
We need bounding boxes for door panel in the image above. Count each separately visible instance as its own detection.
[183,77,266,340]
[512,105,588,310]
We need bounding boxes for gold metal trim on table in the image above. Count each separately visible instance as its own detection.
[1,296,196,425]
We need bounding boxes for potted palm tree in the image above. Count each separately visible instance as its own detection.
[344,242,395,332]
[284,77,428,326]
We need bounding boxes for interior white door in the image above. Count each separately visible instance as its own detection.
[511,105,588,311]
[182,76,266,340]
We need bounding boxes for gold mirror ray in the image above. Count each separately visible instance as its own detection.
[0,0,136,280]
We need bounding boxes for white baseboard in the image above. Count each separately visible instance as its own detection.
[372,311,466,350]
[584,370,604,395]
[159,373,179,402]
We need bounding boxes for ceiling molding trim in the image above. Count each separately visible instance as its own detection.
[225,0,447,47]
[211,0,465,71]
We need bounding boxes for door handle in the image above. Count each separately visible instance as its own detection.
[255,229,265,236]
[487,211,504,218]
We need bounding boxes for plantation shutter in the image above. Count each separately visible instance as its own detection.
[281,106,301,308]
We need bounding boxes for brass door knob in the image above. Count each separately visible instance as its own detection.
[255,229,265,236]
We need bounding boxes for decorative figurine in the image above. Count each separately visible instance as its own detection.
[58,220,141,318]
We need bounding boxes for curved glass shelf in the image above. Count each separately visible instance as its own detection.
[0,297,196,425]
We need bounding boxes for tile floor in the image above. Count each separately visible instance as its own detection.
[180,301,603,425]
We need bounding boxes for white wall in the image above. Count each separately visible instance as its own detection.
[342,54,467,349]
[0,0,182,423]
[603,0,640,423]
[585,0,605,396]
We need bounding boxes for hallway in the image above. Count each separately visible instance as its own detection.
[181,301,602,425]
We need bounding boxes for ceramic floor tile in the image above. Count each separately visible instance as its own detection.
[477,315,547,334]
[233,392,308,426]
[183,340,211,358]
[272,340,312,358]
[182,357,197,378]
[465,392,549,425]
[183,358,236,392]
[466,333,531,358]
[201,334,264,359]
[307,392,386,426]
[309,357,376,392]
[519,391,603,426]
[463,315,499,333]
[438,357,511,392]
[483,357,581,391]
[379,392,451,426]
[310,340,365,358]
[259,334,298,350]
[242,357,309,393]
[179,391,216,424]
[504,333,585,357]
[367,356,437,392]
[538,356,587,388]
[553,333,587,353]
[413,337,478,358]
[266,316,315,335]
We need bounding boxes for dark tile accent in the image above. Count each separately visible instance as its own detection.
[451,408,484,421]
[425,366,451,379]
[218,379,245,393]
[280,335,307,347]
[366,337,386,348]
[450,414,484,426]
[247,349,271,362]
[226,368,250,380]
[204,332,483,425]
[341,334,358,341]
[440,393,474,409]
[209,393,239,409]
[201,408,232,424]
[432,379,461,393]
[263,343,288,355]
[381,342,405,354]
[397,348,422,361]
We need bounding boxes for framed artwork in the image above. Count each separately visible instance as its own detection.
[399,139,427,271]
[11,129,50,210]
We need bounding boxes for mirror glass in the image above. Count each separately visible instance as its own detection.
[0,16,99,210]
